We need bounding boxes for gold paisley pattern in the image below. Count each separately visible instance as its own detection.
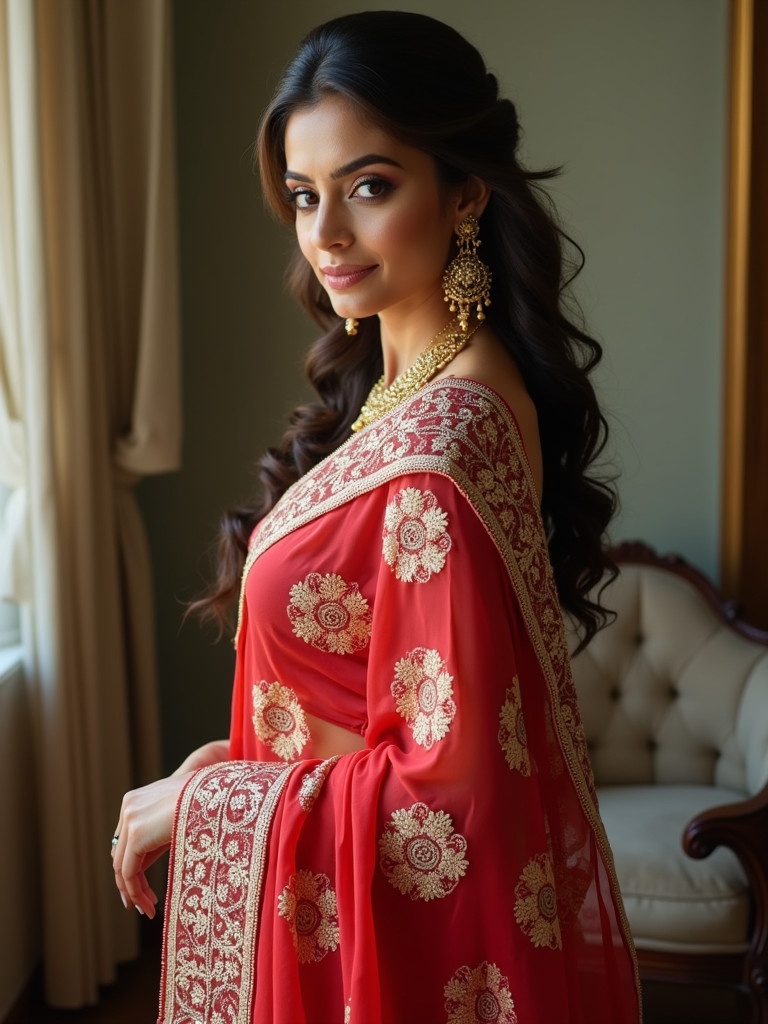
[514,853,562,950]
[277,869,340,964]
[378,802,468,901]
[382,486,452,582]
[444,961,518,1024]
[391,647,456,748]
[252,680,309,761]
[287,572,372,655]
[498,676,531,776]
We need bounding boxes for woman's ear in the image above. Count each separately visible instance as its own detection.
[455,175,491,222]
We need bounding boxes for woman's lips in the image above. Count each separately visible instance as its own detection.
[320,264,377,290]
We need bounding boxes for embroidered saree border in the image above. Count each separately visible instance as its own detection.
[234,378,639,989]
[159,760,297,1024]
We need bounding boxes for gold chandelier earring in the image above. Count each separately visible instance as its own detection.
[442,214,492,332]
[345,317,359,336]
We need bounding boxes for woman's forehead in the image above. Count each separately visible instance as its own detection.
[284,95,417,176]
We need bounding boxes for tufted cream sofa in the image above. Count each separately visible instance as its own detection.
[569,542,768,1022]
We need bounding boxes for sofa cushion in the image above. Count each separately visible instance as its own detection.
[598,784,750,954]
[571,564,768,793]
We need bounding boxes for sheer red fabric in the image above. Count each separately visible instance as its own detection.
[159,379,640,1024]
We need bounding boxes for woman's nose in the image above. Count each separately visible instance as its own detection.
[309,201,353,251]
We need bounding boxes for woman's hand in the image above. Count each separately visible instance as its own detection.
[111,772,194,919]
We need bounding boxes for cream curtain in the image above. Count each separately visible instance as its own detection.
[0,0,180,1007]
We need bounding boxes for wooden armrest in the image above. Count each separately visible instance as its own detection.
[684,784,768,995]
[684,784,768,863]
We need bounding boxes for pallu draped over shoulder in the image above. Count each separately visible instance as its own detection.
[158,378,641,1024]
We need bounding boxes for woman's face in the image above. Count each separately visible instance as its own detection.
[283,94,459,325]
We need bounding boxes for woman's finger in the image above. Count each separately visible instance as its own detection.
[119,845,169,917]
[110,811,124,858]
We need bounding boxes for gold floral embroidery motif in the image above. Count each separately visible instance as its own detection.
[444,961,518,1024]
[514,853,562,950]
[277,869,340,964]
[287,572,372,655]
[378,802,468,901]
[382,486,452,583]
[498,676,531,776]
[298,755,341,812]
[252,681,309,761]
[391,647,456,748]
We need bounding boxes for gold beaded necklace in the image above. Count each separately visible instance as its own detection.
[350,317,481,433]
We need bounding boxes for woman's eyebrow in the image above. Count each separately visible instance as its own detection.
[284,153,404,183]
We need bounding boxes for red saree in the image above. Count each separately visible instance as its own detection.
[158,379,641,1024]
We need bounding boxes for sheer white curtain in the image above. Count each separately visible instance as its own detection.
[0,0,181,1006]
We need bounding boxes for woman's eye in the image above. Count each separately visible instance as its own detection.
[352,177,391,199]
[288,189,318,210]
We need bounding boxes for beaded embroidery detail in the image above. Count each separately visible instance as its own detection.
[160,761,296,1024]
[252,680,309,761]
[514,852,562,950]
[277,869,340,963]
[444,961,518,1024]
[287,572,372,655]
[378,802,469,901]
[498,676,531,776]
[382,486,452,583]
[298,755,342,813]
[391,647,456,749]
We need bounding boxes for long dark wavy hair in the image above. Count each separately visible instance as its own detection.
[192,11,618,648]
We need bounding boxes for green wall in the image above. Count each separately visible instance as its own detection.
[139,0,727,770]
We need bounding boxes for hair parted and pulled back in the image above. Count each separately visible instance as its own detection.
[193,10,617,649]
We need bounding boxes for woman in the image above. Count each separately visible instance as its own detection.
[112,12,640,1023]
